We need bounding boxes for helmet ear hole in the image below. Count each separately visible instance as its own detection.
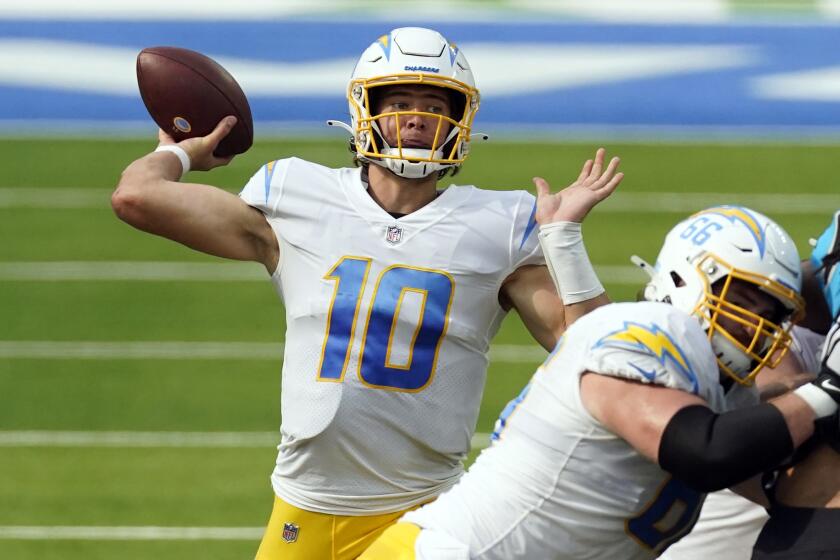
[670,271,686,288]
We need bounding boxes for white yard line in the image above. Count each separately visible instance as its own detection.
[0,340,284,359]
[0,430,493,450]
[1,188,837,213]
[0,261,644,284]
[0,261,268,281]
[0,430,280,447]
[0,188,111,208]
[0,340,546,362]
[0,525,265,540]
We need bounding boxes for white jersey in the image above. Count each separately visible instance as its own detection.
[404,301,756,560]
[659,324,825,560]
[239,158,544,514]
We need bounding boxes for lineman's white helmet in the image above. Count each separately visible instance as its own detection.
[634,205,805,385]
[344,27,480,179]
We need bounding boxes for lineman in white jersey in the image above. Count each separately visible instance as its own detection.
[659,212,836,560]
[361,207,840,559]
[112,27,623,559]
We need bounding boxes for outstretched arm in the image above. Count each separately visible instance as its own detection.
[533,147,623,326]
[581,373,817,493]
[500,148,623,350]
[112,117,279,272]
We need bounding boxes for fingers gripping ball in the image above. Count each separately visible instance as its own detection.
[136,46,253,157]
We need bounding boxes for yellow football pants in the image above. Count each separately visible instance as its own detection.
[254,495,418,560]
[357,522,421,560]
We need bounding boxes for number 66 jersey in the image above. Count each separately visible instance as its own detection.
[239,158,545,515]
[400,301,756,559]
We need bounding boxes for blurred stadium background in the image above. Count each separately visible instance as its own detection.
[2,1,840,558]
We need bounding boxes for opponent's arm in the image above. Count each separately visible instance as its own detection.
[756,349,814,401]
[112,117,279,272]
[580,373,817,493]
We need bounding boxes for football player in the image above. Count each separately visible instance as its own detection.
[749,210,840,559]
[360,206,840,560]
[111,27,622,559]
[660,212,837,560]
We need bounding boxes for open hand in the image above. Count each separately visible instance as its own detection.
[533,147,623,225]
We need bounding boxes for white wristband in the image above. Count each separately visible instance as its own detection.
[154,144,191,180]
[793,382,839,418]
[538,221,605,305]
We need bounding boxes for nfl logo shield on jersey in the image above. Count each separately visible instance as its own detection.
[282,522,299,543]
[385,225,403,244]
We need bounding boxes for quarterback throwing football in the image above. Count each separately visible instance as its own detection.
[112,27,622,558]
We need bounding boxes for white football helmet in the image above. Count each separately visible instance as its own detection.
[337,27,480,179]
[634,205,805,385]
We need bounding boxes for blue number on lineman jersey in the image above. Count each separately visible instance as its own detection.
[626,476,703,553]
[318,259,454,391]
[360,266,454,391]
[490,383,531,442]
[317,257,371,381]
[490,336,564,442]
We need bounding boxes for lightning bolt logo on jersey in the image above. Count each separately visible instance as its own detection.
[402,302,752,559]
[595,322,700,394]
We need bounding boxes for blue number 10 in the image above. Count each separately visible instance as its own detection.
[317,257,454,392]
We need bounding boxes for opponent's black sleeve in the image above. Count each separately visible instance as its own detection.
[658,404,794,493]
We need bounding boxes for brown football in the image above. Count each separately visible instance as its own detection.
[136,46,253,157]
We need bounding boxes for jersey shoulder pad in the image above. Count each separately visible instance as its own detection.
[579,302,718,396]
[238,157,294,215]
[239,157,340,216]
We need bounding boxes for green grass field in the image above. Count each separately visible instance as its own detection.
[1,137,838,559]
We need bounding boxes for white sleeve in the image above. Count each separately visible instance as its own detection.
[238,159,290,217]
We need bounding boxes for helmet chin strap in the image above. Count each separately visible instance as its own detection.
[374,149,448,179]
[368,122,458,179]
[709,331,753,381]
[326,118,467,179]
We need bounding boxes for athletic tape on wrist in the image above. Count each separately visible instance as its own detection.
[794,382,839,418]
[154,144,191,180]
[538,221,605,305]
